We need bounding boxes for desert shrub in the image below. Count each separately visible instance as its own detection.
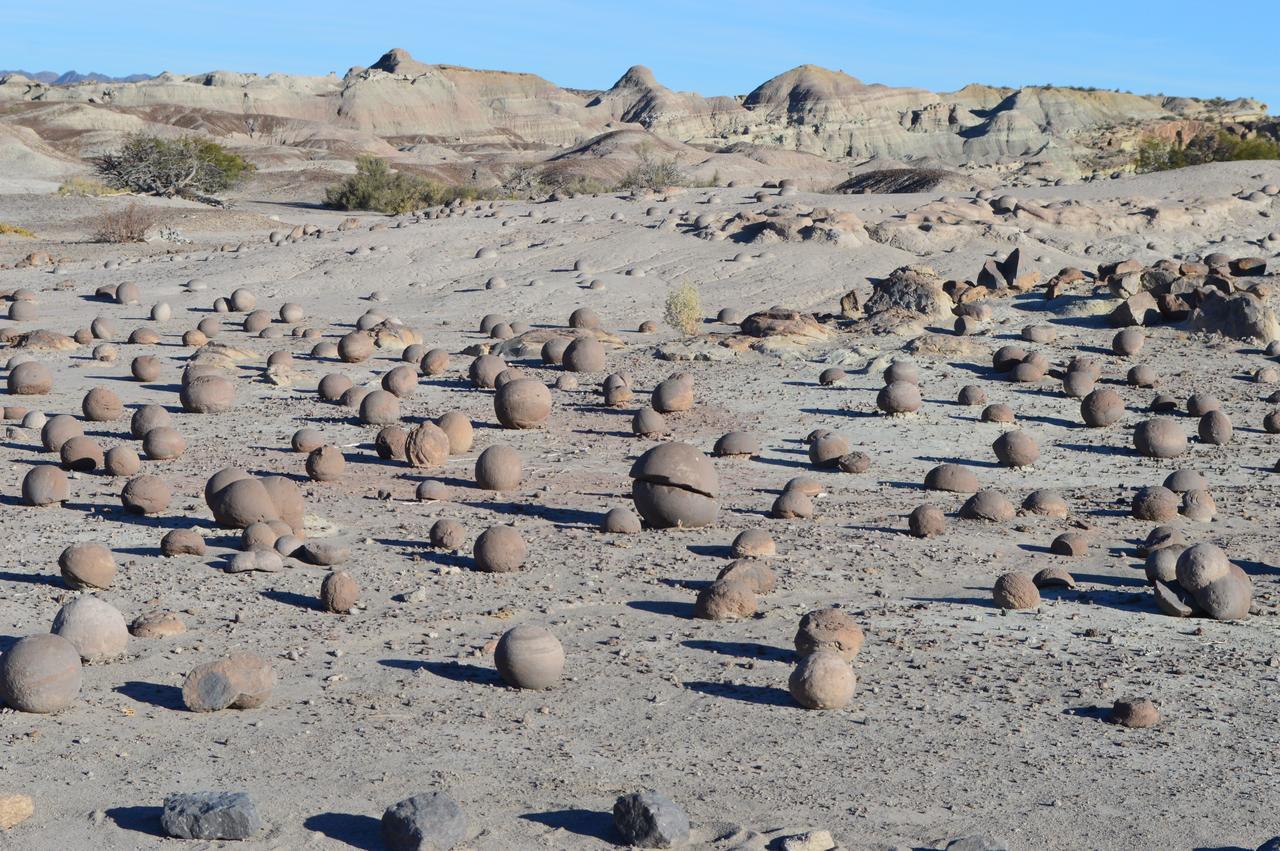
[94,134,254,201]
[619,149,687,190]
[91,203,159,243]
[325,156,489,213]
[56,176,122,197]
[0,223,35,238]
[664,282,702,336]
[1135,131,1280,173]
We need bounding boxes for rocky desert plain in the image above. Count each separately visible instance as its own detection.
[1,47,1280,851]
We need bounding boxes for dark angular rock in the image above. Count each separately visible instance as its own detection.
[613,790,690,848]
[161,791,261,840]
[381,791,467,851]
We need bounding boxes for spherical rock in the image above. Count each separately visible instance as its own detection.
[651,376,694,413]
[181,653,276,712]
[1132,486,1179,522]
[1022,489,1068,518]
[473,525,527,572]
[59,541,117,590]
[7,361,52,395]
[562,337,606,372]
[1134,418,1187,458]
[180,374,234,413]
[320,571,359,613]
[1112,329,1145,356]
[908,503,945,537]
[430,519,465,550]
[318,373,353,402]
[229,288,256,312]
[121,474,170,514]
[104,445,142,477]
[414,480,449,502]
[818,367,846,386]
[291,428,323,453]
[374,426,408,460]
[788,650,855,710]
[924,463,978,493]
[1180,488,1217,522]
[1127,364,1158,388]
[877,381,922,414]
[337,331,374,363]
[716,560,775,594]
[51,595,128,662]
[1081,388,1124,427]
[1176,543,1251,620]
[306,445,345,482]
[992,430,1039,467]
[208,476,279,529]
[421,348,449,375]
[81,386,123,421]
[771,489,814,519]
[475,445,523,491]
[600,507,642,534]
[495,624,564,689]
[1163,469,1206,493]
[1198,410,1232,445]
[632,407,668,437]
[405,423,451,469]
[142,426,186,461]
[1109,698,1159,728]
[494,379,551,429]
[161,529,206,557]
[731,528,775,558]
[808,432,850,467]
[60,436,103,472]
[630,443,718,528]
[958,385,987,406]
[129,610,186,639]
[960,489,1014,522]
[435,412,473,454]
[0,634,82,713]
[992,572,1040,609]
[883,361,918,385]
[1050,531,1089,556]
[694,579,756,620]
[468,354,506,388]
[794,609,864,660]
[1186,393,1220,417]
[712,431,760,459]
[131,355,162,382]
[1062,370,1096,398]
[22,465,68,506]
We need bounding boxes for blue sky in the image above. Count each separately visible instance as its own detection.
[4,1,1276,110]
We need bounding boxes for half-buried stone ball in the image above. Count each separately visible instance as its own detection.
[318,373,352,403]
[958,385,987,406]
[716,560,775,594]
[1181,489,1216,522]
[794,609,864,660]
[131,355,161,382]
[181,374,234,413]
[992,431,1039,467]
[381,364,419,398]
[630,442,719,529]
[632,408,667,437]
[1134,418,1187,459]
[22,465,68,506]
[819,367,845,386]
[883,361,919,385]
[771,489,814,519]
[320,571,360,613]
[60,436,103,472]
[877,381,921,415]
[694,579,756,620]
[0,634,82,713]
[731,529,775,558]
[82,387,123,421]
[808,432,849,467]
[924,463,978,493]
[495,379,551,429]
[291,428,323,453]
[651,376,694,413]
[1127,365,1158,388]
[475,445,523,491]
[473,525,527,572]
[601,507,642,534]
[992,572,1040,609]
[1176,543,1251,620]
[960,489,1014,522]
[713,431,760,459]
[1081,388,1124,427]
[405,423,451,469]
[541,337,571,365]
[161,529,206,557]
[1198,410,1232,445]
[337,331,374,363]
[495,624,564,689]
[121,475,171,514]
[788,650,855,710]
[430,519,465,550]
[1186,393,1220,417]
[908,503,945,537]
[51,595,128,663]
[1132,486,1179,522]
[59,542,116,590]
[562,337,605,373]
[207,476,279,530]
[980,403,1014,424]
[1112,329,1145,356]
[1050,532,1089,556]
[1022,489,1069,518]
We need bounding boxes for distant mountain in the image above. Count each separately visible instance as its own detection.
[0,69,155,84]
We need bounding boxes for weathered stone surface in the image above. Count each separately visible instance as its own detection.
[161,791,261,840]
[1189,289,1280,342]
[613,790,689,849]
[381,791,467,851]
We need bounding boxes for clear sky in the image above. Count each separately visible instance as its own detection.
[4,1,1277,111]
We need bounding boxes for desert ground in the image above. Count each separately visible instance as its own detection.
[1,153,1280,851]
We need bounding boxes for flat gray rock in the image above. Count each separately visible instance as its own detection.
[381,791,467,851]
[161,791,261,840]
[945,835,1009,851]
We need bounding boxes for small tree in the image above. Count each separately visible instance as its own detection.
[325,156,485,214]
[94,134,254,202]
[664,282,702,336]
[619,147,687,191]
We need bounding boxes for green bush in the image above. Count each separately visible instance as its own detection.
[1134,131,1280,173]
[618,149,687,191]
[325,156,488,213]
[94,134,255,201]
[664,282,702,336]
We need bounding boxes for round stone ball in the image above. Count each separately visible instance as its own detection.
[992,572,1040,609]
[1050,531,1089,556]
[960,489,1014,522]
[877,381,922,415]
[475,445,523,491]
[958,385,987,406]
[473,525,527,572]
[562,337,606,372]
[51,595,128,662]
[1112,329,1145,356]
[405,422,451,468]
[59,542,116,590]
[208,476,279,530]
[430,518,466,550]
[908,503,945,537]
[280,303,303,323]
[22,465,68,506]
[306,446,345,482]
[1176,543,1252,620]
[131,355,162,382]
[731,529,775,558]
[290,428,324,453]
[359,389,400,425]
[1081,388,1124,427]
[375,425,408,460]
[601,507,642,534]
[1022,489,1069,518]
[713,431,760,459]
[1021,324,1056,343]
[103,446,141,477]
[980,403,1014,424]
[435,411,474,454]
[121,474,171,514]
[495,379,551,429]
[924,463,978,493]
[992,345,1027,373]
[1062,370,1096,398]
[1264,411,1280,434]
[1127,364,1158,388]
[381,364,418,398]
[808,433,850,467]
[415,480,449,502]
[81,387,123,421]
[883,361,919,385]
[1110,698,1160,729]
[142,426,186,461]
[651,376,694,413]
[794,609,864,660]
[1132,486,1179,522]
[818,367,846,386]
[788,650,855,710]
[1134,418,1187,458]
[495,624,564,689]
[243,310,271,333]
[541,337,571,365]
[0,634,82,713]
[8,361,52,395]
[468,354,506,388]
[632,408,667,437]
[992,431,1039,467]
[771,489,814,519]
[60,436,103,472]
[317,374,353,404]
[1186,393,1220,417]
[1164,469,1206,493]
[421,348,449,375]
[337,331,374,363]
[569,307,602,330]
[1198,410,1232,445]
[630,442,719,528]
[161,529,206,557]
[127,404,169,440]
[320,570,359,613]
[180,374,234,413]
[694,579,756,620]
[229,288,256,312]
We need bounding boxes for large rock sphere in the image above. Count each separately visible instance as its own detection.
[381,364,419,398]
[405,423,450,469]
[337,331,374,363]
[494,379,551,429]
[209,476,279,529]
[651,376,694,413]
[1133,418,1187,459]
[475,445,523,491]
[180,374,235,413]
[877,381,922,414]
[22,465,68,506]
[318,373,353,402]
[60,436,103,472]
[562,337,606,372]
[495,624,564,689]
[992,431,1039,467]
[8,361,52,395]
[992,572,1040,609]
[1132,486,1179,522]
[59,542,116,589]
[793,609,865,660]
[320,571,360,613]
[41,414,83,452]
[924,463,978,493]
[0,634,82,713]
[51,595,128,662]
[468,354,506,388]
[630,443,719,529]
[908,503,946,537]
[143,427,186,461]
[960,489,1014,522]
[1080,388,1124,427]
[1176,543,1252,620]
[306,446,345,482]
[694,579,756,620]
[359,389,400,425]
[82,386,123,421]
[473,525,527,572]
[120,474,171,514]
[788,650,855,710]
[131,404,171,439]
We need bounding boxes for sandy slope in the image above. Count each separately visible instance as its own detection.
[0,162,1279,850]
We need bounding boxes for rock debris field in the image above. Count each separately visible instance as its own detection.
[2,160,1280,850]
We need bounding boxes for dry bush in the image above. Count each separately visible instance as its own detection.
[56,176,122,197]
[0,223,36,238]
[664,282,702,336]
[91,203,160,243]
